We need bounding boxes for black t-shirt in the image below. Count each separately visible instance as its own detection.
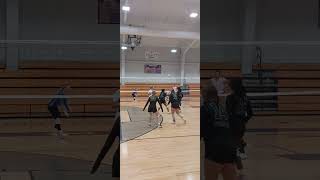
[159,91,166,100]
[169,92,180,108]
[201,102,233,144]
[201,101,236,163]
[143,95,163,112]
[227,94,252,120]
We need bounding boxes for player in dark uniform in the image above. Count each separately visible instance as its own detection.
[177,86,184,105]
[48,84,71,139]
[201,84,237,180]
[226,79,253,174]
[131,88,138,101]
[168,88,186,124]
[91,90,120,178]
[158,89,170,113]
[177,86,184,111]
[143,90,164,128]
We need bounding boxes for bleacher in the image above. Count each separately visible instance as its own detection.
[120,83,200,97]
[201,63,320,115]
[0,61,119,118]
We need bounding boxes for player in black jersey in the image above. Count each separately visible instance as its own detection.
[48,83,71,139]
[177,87,184,110]
[131,88,137,101]
[226,79,253,173]
[143,90,164,128]
[201,84,237,180]
[168,88,186,124]
[177,86,183,105]
[158,89,170,113]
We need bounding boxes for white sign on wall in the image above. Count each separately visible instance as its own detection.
[145,50,160,59]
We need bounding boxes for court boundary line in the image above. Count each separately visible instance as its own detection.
[0,150,113,168]
[120,124,158,143]
[131,134,199,141]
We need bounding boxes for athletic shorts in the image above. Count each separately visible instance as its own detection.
[148,106,158,113]
[159,98,166,104]
[171,102,180,109]
[205,143,237,164]
[48,105,60,119]
[171,107,180,111]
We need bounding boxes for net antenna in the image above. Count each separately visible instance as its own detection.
[256,46,263,85]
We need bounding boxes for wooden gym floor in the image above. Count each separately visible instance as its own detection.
[120,96,200,180]
[0,117,118,180]
[120,96,320,180]
[237,115,320,180]
[199,115,320,180]
[0,98,319,179]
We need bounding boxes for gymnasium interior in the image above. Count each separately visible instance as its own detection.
[0,0,119,179]
[202,0,320,179]
[120,0,200,179]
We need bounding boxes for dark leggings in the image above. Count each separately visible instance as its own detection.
[54,124,62,131]
[48,106,62,130]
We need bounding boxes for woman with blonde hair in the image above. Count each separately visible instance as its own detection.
[143,90,164,128]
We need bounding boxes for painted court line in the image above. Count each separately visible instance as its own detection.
[120,110,131,122]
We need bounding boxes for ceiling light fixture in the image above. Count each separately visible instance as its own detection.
[189,12,198,18]
[122,6,130,12]
[171,49,177,53]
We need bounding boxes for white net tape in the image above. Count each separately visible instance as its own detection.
[217,91,320,97]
